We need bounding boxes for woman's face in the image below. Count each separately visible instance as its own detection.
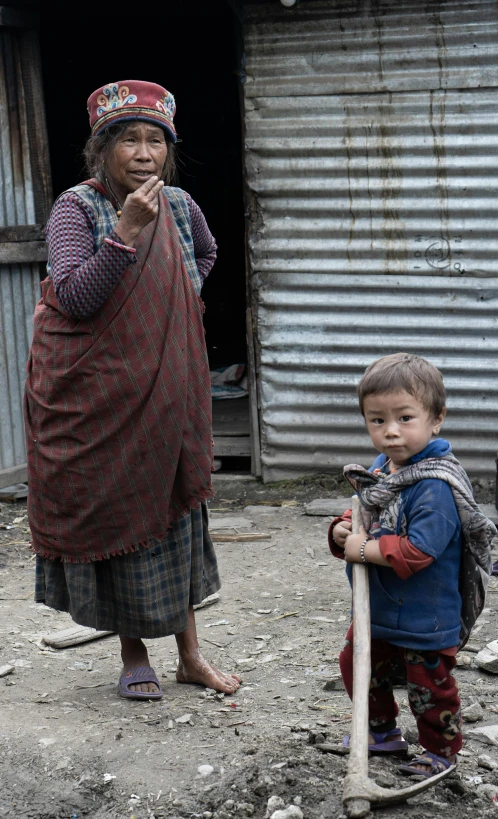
[104,122,168,201]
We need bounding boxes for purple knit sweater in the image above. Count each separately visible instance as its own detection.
[46,191,217,319]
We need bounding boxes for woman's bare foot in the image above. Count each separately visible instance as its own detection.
[119,635,160,695]
[175,605,241,695]
[176,651,241,693]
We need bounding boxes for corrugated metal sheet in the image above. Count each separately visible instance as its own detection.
[244,0,498,480]
[245,0,498,96]
[0,263,40,471]
[0,25,45,480]
[0,28,36,225]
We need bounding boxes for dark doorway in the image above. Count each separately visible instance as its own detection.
[38,2,246,370]
[36,1,251,469]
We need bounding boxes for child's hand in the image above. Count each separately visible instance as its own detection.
[331,519,352,549]
[344,525,368,562]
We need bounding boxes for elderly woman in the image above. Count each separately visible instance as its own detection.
[25,80,240,699]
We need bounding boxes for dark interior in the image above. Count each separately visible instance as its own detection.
[36,1,247,371]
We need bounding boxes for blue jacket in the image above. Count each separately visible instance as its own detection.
[347,439,462,651]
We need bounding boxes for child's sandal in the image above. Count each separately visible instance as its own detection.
[343,727,408,754]
[399,750,455,779]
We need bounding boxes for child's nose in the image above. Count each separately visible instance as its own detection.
[385,421,400,437]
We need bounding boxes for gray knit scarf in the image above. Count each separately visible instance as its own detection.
[344,453,497,649]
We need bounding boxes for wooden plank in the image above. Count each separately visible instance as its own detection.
[0,463,27,490]
[0,241,47,263]
[213,435,251,457]
[0,225,45,243]
[19,29,53,222]
[212,397,250,437]
[42,626,114,649]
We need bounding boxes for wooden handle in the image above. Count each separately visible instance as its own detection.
[344,496,372,818]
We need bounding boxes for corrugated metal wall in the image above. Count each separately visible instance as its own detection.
[244,0,498,480]
[0,20,50,486]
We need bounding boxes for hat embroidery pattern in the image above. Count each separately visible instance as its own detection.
[156,92,176,124]
[96,83,137,116]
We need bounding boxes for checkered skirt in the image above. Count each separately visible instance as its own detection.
[34,505,220,638]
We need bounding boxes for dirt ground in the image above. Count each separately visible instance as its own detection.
[1,473,498,819]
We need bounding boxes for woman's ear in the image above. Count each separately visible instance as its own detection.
[432,407,447,435]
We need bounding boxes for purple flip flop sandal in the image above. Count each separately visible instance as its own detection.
[343,726,408,754]
[119,665,163,700]
[399,750,454,779]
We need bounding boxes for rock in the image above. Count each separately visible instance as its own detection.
[464,643,482,653]
[478,754,497,771]
[235,803,255,816]
[270,807,304,819]
[305,498,348,517]
[372,771,396,788]
[265,796,285,817]
[443,778,467,796]
[315,743,349,755]
[467,725,498,746]
[477,783,498,802]
[198,765,214,777]
[323,676,345,691]
[463,702,485,722]
[175,713,193,724]
[204,620,229,628]
[456,653,473,668]
[236,659,257,671]
[0,664,15,678]
[475,641,498,674]
[403,727,420,744]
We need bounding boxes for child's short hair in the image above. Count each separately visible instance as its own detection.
[358,353,446,418]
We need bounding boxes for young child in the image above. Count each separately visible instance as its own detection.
[329,352,496,778]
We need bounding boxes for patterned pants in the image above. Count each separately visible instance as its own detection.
[339,625,462,758]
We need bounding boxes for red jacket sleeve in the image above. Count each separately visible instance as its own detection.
[328,509,352,560]
[379,535,434,579]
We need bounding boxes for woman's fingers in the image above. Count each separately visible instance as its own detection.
[144,179,164,201]
[135,176,164,199]
[137,174,161,195]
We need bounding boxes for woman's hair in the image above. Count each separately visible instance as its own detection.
[83,121,177,185]
[358,353,446,418]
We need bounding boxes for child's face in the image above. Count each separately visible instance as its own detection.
[363,390,446,469]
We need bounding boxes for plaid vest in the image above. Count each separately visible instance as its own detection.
[48,184,202,295]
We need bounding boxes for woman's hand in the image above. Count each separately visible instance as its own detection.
[113,176,164,246]
[332,519,352,549]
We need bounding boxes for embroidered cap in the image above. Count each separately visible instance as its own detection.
[87,80,177,143]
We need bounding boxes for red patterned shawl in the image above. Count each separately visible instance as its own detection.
[25,191,213,562]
